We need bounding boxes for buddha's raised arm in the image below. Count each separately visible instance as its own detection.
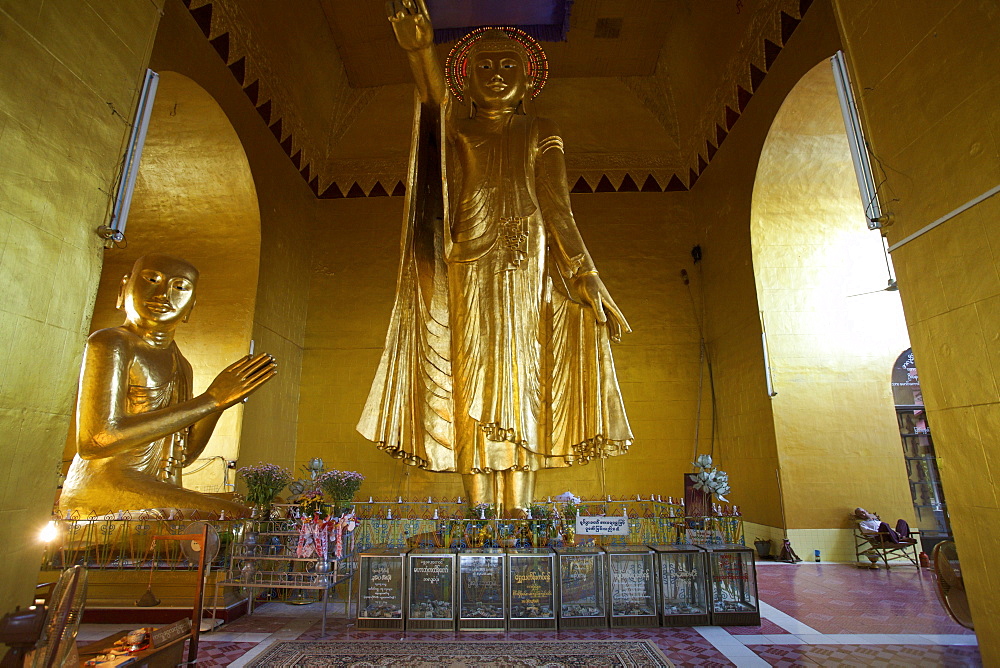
[387,0,447,107]
[533,117,631,342]
[76,328,276,460]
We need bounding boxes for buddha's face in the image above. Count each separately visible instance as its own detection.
[466,48,529,111]
[120,254,198,329]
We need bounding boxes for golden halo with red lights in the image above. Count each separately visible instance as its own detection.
[444,26,549,103]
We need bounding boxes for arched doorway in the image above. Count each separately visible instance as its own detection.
[76,72,262,493]
[750,60,913,554]
[891,348,950,546]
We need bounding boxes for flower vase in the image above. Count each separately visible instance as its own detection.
[250,502,273,521]
[530,523,545,548]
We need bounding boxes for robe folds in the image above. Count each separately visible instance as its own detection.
[357,96,632,474]
[61,342,192,516]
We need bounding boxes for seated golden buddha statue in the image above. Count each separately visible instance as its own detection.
[60,253,277,519]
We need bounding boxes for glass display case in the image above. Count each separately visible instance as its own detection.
[703,544,760,625]
[650,544,710,626]
[555,546,607,629]
[458,548,506,630]
[605,545,658,627]
[406,547,456,630]
[356,548,408,630]
[506,547,556,630]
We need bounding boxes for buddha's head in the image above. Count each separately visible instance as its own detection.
[117,253,199,329]
[464,31,531,113]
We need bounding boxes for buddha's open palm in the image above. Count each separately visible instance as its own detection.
[206,353,277,409]
[386,0,434,52]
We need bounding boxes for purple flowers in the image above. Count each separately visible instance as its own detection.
[237,462,293,506]
[316,469,365,500]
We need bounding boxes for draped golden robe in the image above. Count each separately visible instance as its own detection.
[62,343,192,516]
[357,98,631,474]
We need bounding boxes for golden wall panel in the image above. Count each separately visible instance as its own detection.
[148,0,319,492]
[0,0,163,613]
[298,194,706,503]
[834,0,1000,656]
[689,0,844,530]
[751,61,913,530]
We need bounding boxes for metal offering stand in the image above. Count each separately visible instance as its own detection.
[457,548,506,631]
[406,547,457,630]
[703,543,760,625]
[650,544,710,626]
[605,545,659,627]
[356,548,409,629]
[554,546,608,628]
[217,517,355,637]
[506,547,556,630]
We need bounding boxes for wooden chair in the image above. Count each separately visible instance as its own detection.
[852,515,919,569]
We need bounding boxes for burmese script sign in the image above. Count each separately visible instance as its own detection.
[575,515,629,535]
[459,554,504,619]
[409,556,454,619]
[660,559,708,615]
[360,555,403,618]
[608,553,656,616]
[509,554,554,619]
[150,617,191,648]
[558,553,605,618]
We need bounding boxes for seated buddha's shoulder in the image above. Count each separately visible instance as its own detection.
[88,325,138,346]
[85,326,144,362]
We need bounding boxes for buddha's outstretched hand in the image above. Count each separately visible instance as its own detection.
[387,0,434,52]
[573,273,632,343]
[206,353,277,410]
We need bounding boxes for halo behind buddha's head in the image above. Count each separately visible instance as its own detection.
[445,26,549,103]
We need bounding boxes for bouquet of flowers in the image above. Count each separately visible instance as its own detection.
[296,488,326,518]
[316,469,365,500]
[691,454,731,502]
[237,462,292,506]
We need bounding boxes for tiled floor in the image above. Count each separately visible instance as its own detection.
[77,562,981,666]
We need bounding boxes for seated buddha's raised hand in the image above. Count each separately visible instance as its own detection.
[386,0,434,51]
[206,353,277,409]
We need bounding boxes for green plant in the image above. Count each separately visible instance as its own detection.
[316,469,365,500]
[237,463,292,506]
[465,502,497,520]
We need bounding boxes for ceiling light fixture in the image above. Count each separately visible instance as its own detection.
[99,69,159,247]
[831,51,887,230]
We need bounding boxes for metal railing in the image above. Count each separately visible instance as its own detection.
[41,512,241,571]
[41,502,742,573]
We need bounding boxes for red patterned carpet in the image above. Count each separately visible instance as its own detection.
[245,639,672,667]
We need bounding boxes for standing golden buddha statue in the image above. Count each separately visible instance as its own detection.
[358,0,632,516]
[60,253,277,518]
